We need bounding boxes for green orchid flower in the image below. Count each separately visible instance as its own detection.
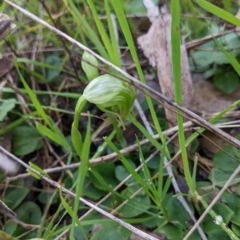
[72,51,136,157]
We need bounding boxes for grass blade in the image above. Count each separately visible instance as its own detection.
[171,0,194,192]
[195,0,240,26]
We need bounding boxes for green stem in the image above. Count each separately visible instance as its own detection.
[71,95,87,158]
[70,95,88,240]
[171,0,194,193]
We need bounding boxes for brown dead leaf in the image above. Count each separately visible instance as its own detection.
[0,230,15,240]
[0,13,15,77]
[137,3,194,128]
[0,56,13,77]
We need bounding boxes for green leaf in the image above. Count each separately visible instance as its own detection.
[232,223,240,237]
[231,209,240,227]
[85,0,116,64]
[213,203,233,224]
[4,187,30,210]
[221,192,240,212]
[38,192,58,205]
[195,0,240,26]
[36,122,69,150]
[71,115,93,239]
[209,168,240,187]
[83,182,106,200]
[12,126,43,156]
[166,196,191,228]
[190,50,216,70]
[105,136,155,201]
[213,71,239,94]
[59,189,86,239]
[156,222,183,240]
[146,153,161,169]
[112,0,168,178]
[0,99,16,121]
[186,230,201,240]
[90,221,131,240]
[171,0,194,192]
[90,162,118,190]
[208,231,230,240]
[45,55,62,82]
[104,0,121,67]
[115,161,136,184]
[16,65,52,127]
[117,187,151,218]
[67,0,109,59]
[214,37,240,76]
[17,201,42,224]
[213,146,239,172]
[203,217,223,234]
[71,124,83,157]
[141,213,161,229]
[3,221,18,235]
[124,0,147,14]
[27,162,49,180]
[71,95,87,158]
[208,231,229,240]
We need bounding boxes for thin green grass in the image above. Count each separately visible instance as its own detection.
[171,0,194,192]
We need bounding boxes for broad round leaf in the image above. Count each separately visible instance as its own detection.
[166,196,191,228]
[17,201,42,224]
[117,187,150,217]
[37,192,58,205]
[90,222,131,240]
[3,221,18,235]
[4,187,30,210]
[0,98,16,121]
[89,162,118,191]
[45,55,62,82]
[213,70,239,94]
[83,182,106,200]
[213,146,239,172]
[212,203,233,224]
[156,222,183,240]
[209,168,240,187]
[12,126,43,156]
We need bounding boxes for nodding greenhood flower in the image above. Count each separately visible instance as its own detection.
[81,51,99,81]
[83,74,136,122]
